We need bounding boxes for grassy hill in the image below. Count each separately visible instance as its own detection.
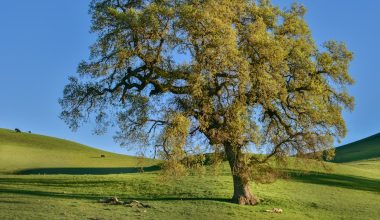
[334,133,380,163]
[0,128,157,174]
[0,128,379,219]
[0,158,379,219]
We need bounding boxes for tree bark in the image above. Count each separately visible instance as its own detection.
[225,143,259,205]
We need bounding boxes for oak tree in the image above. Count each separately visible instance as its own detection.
[60,0,354,205]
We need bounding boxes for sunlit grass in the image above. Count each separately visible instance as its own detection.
[1,128,380,219]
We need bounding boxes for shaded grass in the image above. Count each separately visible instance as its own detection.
[290,171,380,193]
[1,160,380,220]
[334,132,380,163]
[16,165,160,175]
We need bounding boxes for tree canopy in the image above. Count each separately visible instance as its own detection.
[60,0,354,205]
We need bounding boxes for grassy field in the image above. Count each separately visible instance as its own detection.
[0,128,379,219]
[333,132,380,162]
[0,128,157,174]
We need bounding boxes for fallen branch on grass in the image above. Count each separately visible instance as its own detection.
[98,197,151,208]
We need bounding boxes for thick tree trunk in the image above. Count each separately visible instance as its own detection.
[225,143,259,205]
[230,172,258,205]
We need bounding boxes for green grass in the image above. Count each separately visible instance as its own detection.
[333,132,380,163]
[0,128,157,174]
[1,128,380,219]
[0,162,379,220]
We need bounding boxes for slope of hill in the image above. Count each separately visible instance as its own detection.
[0,128,157,174]
[0,157,379,219]
[0,128,380,219]
[334,133,380,163]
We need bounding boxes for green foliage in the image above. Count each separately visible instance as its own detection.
[60,0,354,193]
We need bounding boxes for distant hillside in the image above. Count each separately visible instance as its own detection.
[0,128,157,174]
[334,133,380,163]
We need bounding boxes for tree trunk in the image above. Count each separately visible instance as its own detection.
[225,143,259,205]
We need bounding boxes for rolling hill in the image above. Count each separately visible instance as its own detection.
[0,128,380,219]
[0,128,157,174]
[334,133,380,163]
[2,126,380,173]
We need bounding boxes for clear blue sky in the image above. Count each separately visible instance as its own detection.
[1,1,379,155]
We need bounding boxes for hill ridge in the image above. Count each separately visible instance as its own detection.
[334,132,380,163]
[339,132,380,147]
[0,128,156,174]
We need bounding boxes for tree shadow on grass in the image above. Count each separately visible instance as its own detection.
[15,165,160,175]
[0,188,98,200]
[0,188,229,203]
[0,200,29,204]
[290,171,380,193]
[0,177,124,188]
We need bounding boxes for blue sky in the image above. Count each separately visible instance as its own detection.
[1,1,379,155]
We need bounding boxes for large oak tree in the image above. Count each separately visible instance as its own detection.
[60,0,354,205]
